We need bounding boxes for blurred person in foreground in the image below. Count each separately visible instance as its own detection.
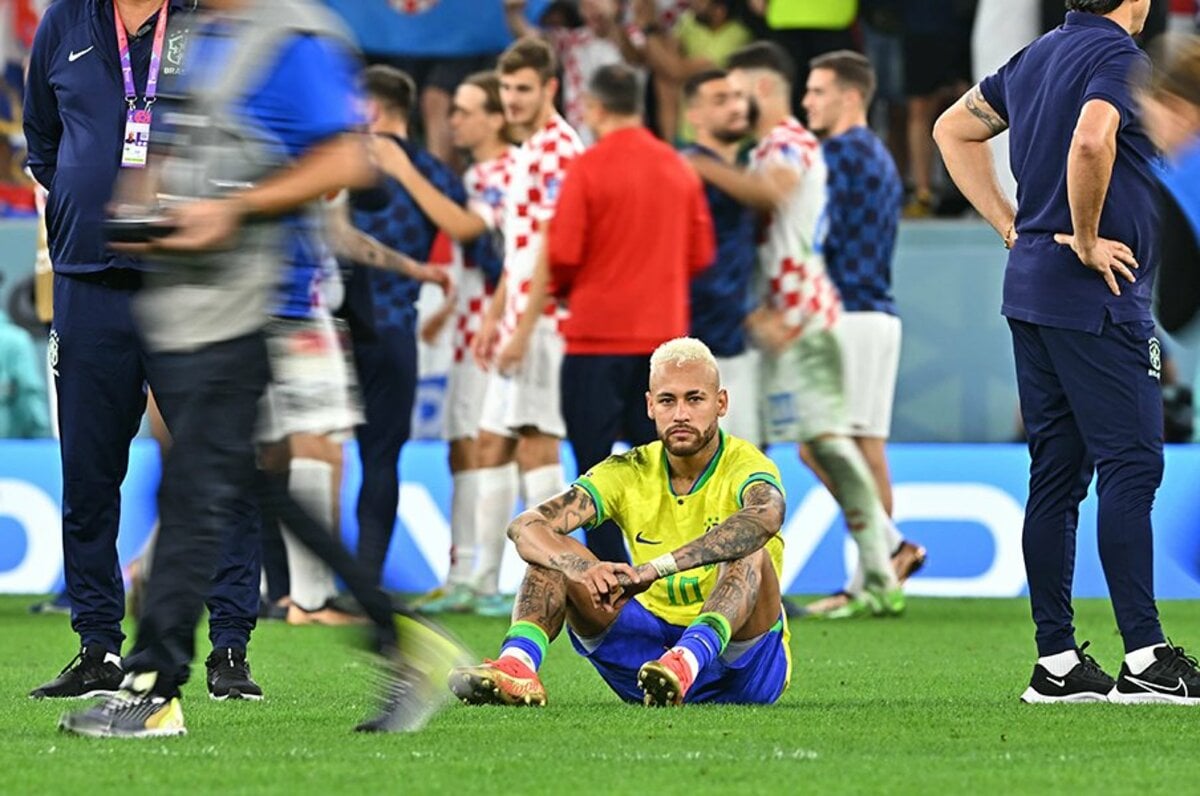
[795,50,926,620]
[449,337,791,708]
[59,0,462,739]
[935,0,1200,705]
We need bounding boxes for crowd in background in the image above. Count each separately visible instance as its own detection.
[0,1,1196,220]
[0,0,1195,444]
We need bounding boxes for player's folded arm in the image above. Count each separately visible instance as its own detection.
[669,479,786,572]
[505,485,599,568]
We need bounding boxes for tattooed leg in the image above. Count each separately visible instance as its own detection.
[513,565,568,638]
[703,548,782,641]
[512,534,625,639]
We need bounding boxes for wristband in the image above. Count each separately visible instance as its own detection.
[650,553,678,578]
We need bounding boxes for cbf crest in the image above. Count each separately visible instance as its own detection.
[163,29,189,76]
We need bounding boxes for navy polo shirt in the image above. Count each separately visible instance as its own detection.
[683,144,756,358]
[821,126,903,315]
[979,11,1159,333]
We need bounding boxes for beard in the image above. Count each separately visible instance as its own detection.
[661,419,719,457]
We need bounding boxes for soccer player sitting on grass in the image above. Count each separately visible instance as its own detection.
[449,337,791,707]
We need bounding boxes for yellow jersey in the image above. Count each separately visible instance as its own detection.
[575,431,786,627]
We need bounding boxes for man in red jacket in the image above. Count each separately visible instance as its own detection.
[548,62,715,563]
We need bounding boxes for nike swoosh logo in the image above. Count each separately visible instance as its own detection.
[634,532,662,546]
[68,46,94,62]
[1127,675,1188,697]
[1046,676,1066,688]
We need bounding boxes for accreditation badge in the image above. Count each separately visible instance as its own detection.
[121,108,152,168]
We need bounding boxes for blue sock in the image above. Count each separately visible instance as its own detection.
[673,613,732,675]
[499,621,548,671]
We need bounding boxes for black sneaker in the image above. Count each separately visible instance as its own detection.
[30,646,124,699]
[59,673,186,738]
[1109,643,1200,705]
[205,648,263,701]
[1020,642,1115,704]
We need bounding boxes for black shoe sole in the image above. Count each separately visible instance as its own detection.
[209,688,264,702]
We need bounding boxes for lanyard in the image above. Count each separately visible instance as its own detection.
[114,0,169,110]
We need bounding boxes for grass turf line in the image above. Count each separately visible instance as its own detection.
[4,595,1200,794]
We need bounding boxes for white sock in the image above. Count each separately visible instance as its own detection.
[472,463,519,596]
[1038,648,1081,677]
[810,437,898,590]
[448,469,482,587]
[670,647,701,681]
[1125,644,1166,675]
[845,512,903,595]
[281,458,339,612]
[521,462,564,509]
[499,646,536,672]
[105,652,122,668]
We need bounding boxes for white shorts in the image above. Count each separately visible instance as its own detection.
[478,316,566,439]
[762,326,849,444]
[444,357,489,441]
[835,312,902,439]
[716,349,763,446]
[256,315,362,444]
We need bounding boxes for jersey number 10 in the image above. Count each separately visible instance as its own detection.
[664,574,704,606]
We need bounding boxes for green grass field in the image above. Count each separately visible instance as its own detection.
[4,595,1200,794]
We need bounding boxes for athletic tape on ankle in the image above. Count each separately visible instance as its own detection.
[650,553,679,578]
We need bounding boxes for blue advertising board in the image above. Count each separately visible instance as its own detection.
[2,441,1199,599]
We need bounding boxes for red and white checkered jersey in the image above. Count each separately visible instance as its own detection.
[451,267,487,364]
[502,114,584,334]
[453,149,514,363]
[548,28,623,145]
[464,146,516,232]
[750,117,840,334]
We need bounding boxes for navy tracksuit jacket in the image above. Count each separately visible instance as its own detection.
[24,0,259,655]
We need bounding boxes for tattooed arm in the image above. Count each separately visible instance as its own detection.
[630,482,785,586]
[323,198,451,290]
[933,85,1018,248]
[507,487,638,609]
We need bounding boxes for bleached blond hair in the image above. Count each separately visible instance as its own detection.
[649,337,721,387]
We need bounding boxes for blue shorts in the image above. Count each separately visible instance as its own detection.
[567,600,790,704]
